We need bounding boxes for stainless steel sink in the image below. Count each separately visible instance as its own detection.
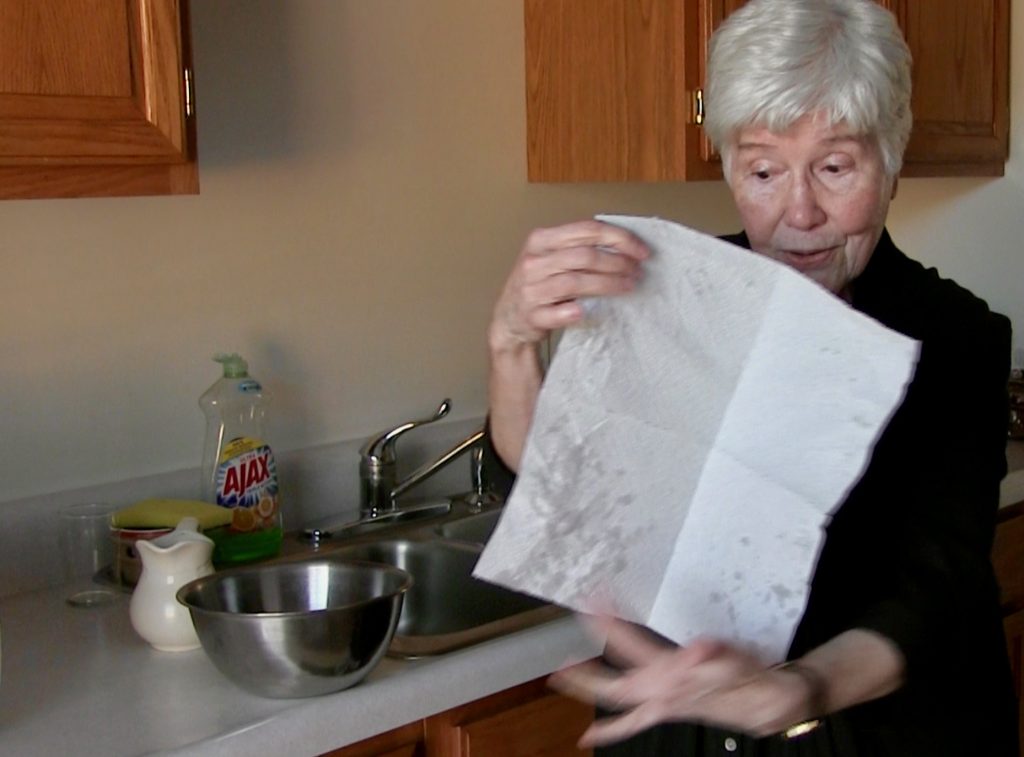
[285,500,565,657]
[433,508,503,544]
[301,500,452,540]
[328,537,562,657]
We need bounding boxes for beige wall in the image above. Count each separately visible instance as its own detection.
[1,0,1022,502]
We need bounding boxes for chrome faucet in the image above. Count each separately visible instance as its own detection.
[359,399,484,518]
[299,400,492,544]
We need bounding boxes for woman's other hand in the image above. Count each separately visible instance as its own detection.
[488,220,649,353]
[548,616,820,746]
[550,616,903,746]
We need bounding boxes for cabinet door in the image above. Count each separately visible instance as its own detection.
[993,505,1024,611]
[320,721,425,757]
[0,0,197,199]
[696,0,1009,177]
[694,0,746,166]
[426,677,594,757]
[891,0,1009,176]
[456,692,592,757]
[1003,609,1024,753]
[524,0,700,182]
[993,506,1024,753]
[525,0,1008,182]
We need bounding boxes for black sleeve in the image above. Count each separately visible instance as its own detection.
[794,302,1011,695]
[481,418,518,500]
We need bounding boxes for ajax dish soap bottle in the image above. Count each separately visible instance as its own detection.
[199,353,282,564]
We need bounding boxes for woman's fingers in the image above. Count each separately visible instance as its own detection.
[549,635,706,711]
[549,657,683,710]
[582,615,673,669]
[491,222,650,348]
[548,660,623,706]
[577,702,668,747]
[523,220,651,263]
[518,222,650,309]
[525,267,637,310]
[550,616,792,738]
[518,245,644,303]
[521,241,646,278]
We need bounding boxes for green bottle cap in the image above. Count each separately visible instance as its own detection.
[213,353,249,378]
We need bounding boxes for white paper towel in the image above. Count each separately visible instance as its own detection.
[474,216,920,661]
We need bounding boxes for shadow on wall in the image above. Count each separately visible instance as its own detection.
[189,0,301,166]
[253,336,313,452]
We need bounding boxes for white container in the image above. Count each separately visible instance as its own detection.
[129,518,214,651]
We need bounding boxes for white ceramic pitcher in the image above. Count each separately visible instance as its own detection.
[129,517,214,652]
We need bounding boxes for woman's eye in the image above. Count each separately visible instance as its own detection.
[753,169,771,180]
[820,158,853,175]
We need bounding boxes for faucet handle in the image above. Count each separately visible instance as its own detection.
[359,398,451,464]
[470,443,486,496]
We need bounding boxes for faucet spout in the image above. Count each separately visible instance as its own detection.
[358,399,484,518]
[390,428,484,501]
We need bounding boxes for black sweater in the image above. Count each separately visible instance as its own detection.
[483,229,1017,756]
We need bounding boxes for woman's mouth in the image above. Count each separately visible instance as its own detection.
[780,247,835,270]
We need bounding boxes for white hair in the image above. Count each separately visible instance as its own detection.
[705,0,912,176]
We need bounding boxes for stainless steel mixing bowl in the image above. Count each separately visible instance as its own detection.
[177,558,412,698]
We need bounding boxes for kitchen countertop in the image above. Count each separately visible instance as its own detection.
[0,585,597,757]
[3,443,1021,756]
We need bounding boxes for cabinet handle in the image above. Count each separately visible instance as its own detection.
[691,88,705,126]
[184,67,195,118]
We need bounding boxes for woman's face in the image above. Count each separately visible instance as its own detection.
[725,113,896,297]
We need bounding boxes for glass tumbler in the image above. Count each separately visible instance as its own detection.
[58,503,119,607]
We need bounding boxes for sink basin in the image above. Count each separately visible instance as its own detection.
[301,500,452,540]
[433,508,503,544]
[329,538,562,657]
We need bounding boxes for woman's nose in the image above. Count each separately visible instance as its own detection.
[783,176,827,230]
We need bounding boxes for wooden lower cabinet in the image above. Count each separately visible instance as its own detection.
[320,721,425,757]
[322,677,593,757]
[993,502,1024,754]
[1003,607,1024,755]
[326,500,1024,756]
[425,677,593,757]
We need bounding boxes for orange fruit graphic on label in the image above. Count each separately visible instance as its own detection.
[255,495,278,521]
[232,506,258,532]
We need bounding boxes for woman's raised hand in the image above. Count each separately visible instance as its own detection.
[488,220,649,353]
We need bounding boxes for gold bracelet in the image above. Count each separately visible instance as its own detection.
[771,661,827,739]
[782,719,822,739]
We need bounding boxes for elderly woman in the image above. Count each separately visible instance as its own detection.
[484,0,1017,754]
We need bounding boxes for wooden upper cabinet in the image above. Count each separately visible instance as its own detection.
[525,0,704,181]
[524,0,1009,182]
[894,0,1010,177]
[0,0,197,199]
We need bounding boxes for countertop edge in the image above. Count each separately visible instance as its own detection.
[0,585,599,757]
[163,616,599,757]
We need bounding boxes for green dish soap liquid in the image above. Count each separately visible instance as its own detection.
[199,353,282,565]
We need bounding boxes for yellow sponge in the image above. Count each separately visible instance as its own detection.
[112,498,233,530]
